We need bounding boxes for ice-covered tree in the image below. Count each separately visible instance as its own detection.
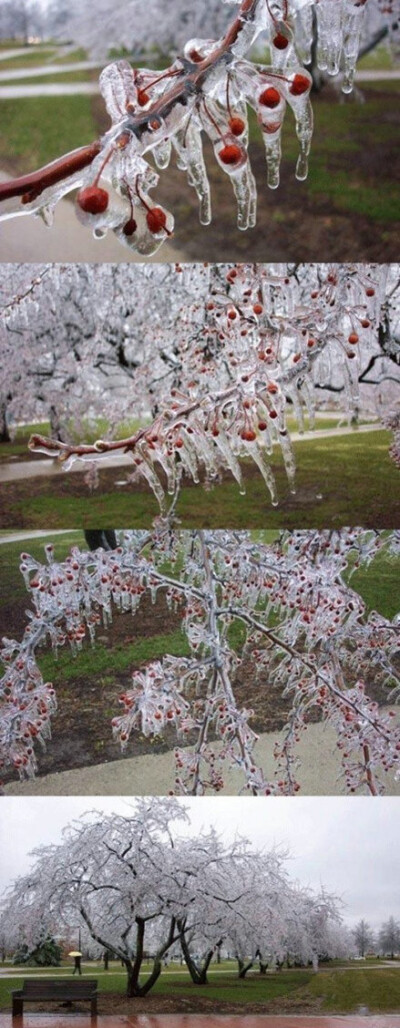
[378,916,400,957]
[0,799,346,995]
[1,527,399,795]
[2,262,399,511]
[1,0,398,255]
[353,917,375,956]
[0,0,43,42]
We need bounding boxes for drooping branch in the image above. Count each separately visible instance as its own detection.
[0,0,376,254]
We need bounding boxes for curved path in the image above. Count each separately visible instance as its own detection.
[0,61,103,81]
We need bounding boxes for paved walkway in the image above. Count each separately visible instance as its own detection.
[0,82,99,97]
[0,424,382,485]
[0,173,181,263]
[0,61,103,81]
[4,709,399,796]
[1,1016,400,1027]
[0,529,70,545]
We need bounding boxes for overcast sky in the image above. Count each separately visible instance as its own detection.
[1,795,399,928]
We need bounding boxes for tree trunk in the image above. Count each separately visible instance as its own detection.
[136,956,163,996]
[126,917,177,997]
[179,926,217,985]
[237,957,253,978]
[49,405,64,442]
[0,401,11,443]
[125,917,145,996]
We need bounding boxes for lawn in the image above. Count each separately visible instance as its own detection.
[0,963,399,1013]
[0,94,103,177]
[309,966,400,1012]
[0,430,398,529]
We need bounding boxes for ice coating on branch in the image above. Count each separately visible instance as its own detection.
[18,261,399,515]
[0,0,380,251]
[1,529,399,794]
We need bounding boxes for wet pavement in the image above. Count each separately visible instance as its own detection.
[2,1017,400,1027]
[0,173,181,263]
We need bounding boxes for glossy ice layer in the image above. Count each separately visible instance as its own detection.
[3,1015,400,1027]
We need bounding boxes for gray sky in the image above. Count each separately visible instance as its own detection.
[1,796,399,928]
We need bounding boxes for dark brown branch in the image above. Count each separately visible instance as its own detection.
[0,142,102,204]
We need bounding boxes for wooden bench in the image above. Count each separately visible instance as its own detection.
[12,978,98,1019]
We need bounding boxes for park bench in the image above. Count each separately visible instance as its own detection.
[12,978,98,1019]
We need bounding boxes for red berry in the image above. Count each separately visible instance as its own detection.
[348,332,359,345]
[229,117,245,136]
[253,303,263,315]
[259,87,281,109]
[258,421,267,431]
[146,207,167,234]
[77,186,109,215]
[123,218,137,236]
[365,287,375,296]
[273,33,289,49]
[289,74,310,96]
[218,143,244,166]
[138,90,150,106]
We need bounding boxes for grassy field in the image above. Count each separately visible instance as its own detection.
[308,966,400,1012]
[1,430,398,529]
[0,962,399,1013]
[0,94,102,175]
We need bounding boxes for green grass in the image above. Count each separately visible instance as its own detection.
[0,532,86,609]
[54,48,89,64]
[1,965,400,1013]
[303,165,399,223]
[37,628,190,683]
[247,84,400,225]
[0,48,57,70]
[344,544,400,620]
[2,430,398,529]
[358,43,394,70]
[0,967,313,1010]
[309,967,400,1012]
[0,95,102,173]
